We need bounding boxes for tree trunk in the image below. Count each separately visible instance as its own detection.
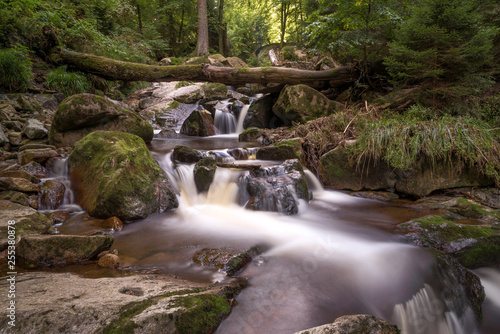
[196,0,209,56]
[136,4,143,34]
[218,0,226,56]
[49,47,354,88]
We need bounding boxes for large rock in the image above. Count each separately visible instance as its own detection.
[397,214,500,269]
[17,235,114,268]
[393,158,493,197]
[68,131,178,221]
[194,157,217,193]
[49,94,153,147]
[0,200,52,250]
[201,83,227,100]
[273,84,337,125]
[22,119,48,139]
[319,147,493,197]
[18,148,58,165]
[0,177,40,193]
[256,138,303,161]
[295,314,399,334]
[172,145,206,163]
[243,94,277,129]
[39,179,66,210]
[0,272,237,334]
[319,147,394,192]
[239,159,309,215]
[180,109,216,137]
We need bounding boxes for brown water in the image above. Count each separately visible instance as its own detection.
[54,134,499,334]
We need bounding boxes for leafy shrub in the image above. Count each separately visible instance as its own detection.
[0,45,33,91]
[45,66,90,96]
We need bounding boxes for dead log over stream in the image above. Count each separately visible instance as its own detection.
[49,48,354,88]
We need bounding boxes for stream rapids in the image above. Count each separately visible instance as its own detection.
[52,99,499,334]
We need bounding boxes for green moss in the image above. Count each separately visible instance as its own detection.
[173,294,231,334]
[168,101,180,109]
[458,242,500,268]
[102,288,207,334]
[454,198,500,220]
[413,215,495,241]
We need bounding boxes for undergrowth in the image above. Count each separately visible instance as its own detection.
[287,110,367,172]
[0,45,33,91]
[45,65,90,96]
[353,105,500,184]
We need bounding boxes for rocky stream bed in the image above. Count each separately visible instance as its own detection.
[0,77,499,333]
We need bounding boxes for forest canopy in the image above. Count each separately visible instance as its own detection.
[0,0,499,108]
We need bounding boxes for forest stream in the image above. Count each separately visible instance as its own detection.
[50,115,500,334]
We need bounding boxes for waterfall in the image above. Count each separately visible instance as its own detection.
[392,284,477,334]
[236,104,250,134]
[174,164,240,207]
[39,157,82,212]
[214,109,236,134]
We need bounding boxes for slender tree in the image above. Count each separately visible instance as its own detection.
[196,0,209,56]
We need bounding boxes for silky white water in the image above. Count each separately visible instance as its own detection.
[144,154,478,333]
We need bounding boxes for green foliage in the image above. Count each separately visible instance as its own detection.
[45,66,90,96]
[282,46,298,60]
[385,0,495,95]
[0,45,32,91]
[226,0,274,61]
[353,108,500,184]
[305,0,401,63]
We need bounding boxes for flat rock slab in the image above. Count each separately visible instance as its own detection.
[0,272,237,334]
[17,234,115,268]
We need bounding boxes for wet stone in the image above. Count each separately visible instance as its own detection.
[20,161,50,179]
[50,210,71,225]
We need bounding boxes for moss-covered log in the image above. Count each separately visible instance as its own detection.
[49,48,354,88]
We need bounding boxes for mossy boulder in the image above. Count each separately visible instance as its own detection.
[393,158,493,197]
[194,157,217,193]
[180,109,216,137]
[397,215,500,268]
[319,147,493,197]
[294,314,400,334]
[319,147,394,192]
[256,138,303,161]
[201,83,227,100]
[223,57,248,68]
[68,131,178,221]
[0,200,52,250]
[172,293,232,334]
[272,84,337,125]
[238,127,266,142]
[172,145,206,163]
[49,94,153,147]
[17,235,114,268]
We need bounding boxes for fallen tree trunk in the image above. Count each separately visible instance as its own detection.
[49,48,354,88]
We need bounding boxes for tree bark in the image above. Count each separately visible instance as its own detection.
[49,48,354,88]
[196,0,209,56]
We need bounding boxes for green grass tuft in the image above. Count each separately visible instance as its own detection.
[46,66,91,96]
[0,45,33,92]
[352,106,500,185]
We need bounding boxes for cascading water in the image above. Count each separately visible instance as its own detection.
[141,144,480,334]
[236,104,250,134]
[55,131,492,334]
[214,109,236,134]
[39,157,82,212]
